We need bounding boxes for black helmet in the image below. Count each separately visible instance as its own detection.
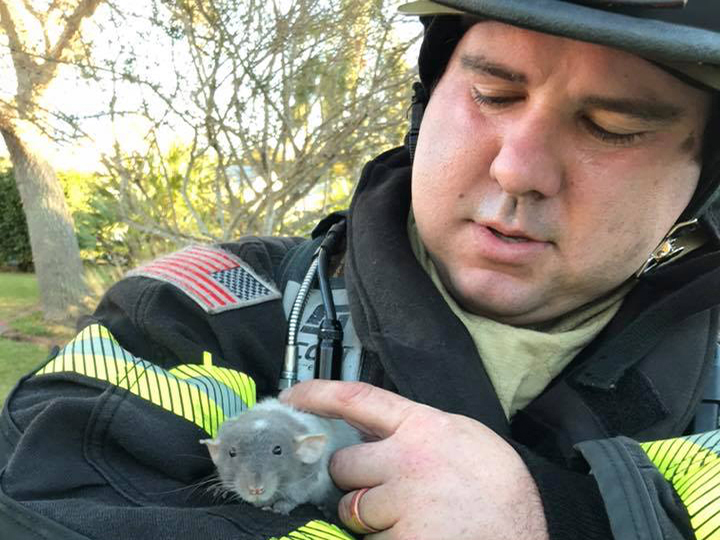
[402,0,720,91]
[401,0,720,255]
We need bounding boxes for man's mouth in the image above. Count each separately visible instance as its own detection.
[488,227,532,243]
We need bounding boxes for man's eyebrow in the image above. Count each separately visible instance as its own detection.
[581,96,685,123]
[460,54,527,84]
[460,53,686,123]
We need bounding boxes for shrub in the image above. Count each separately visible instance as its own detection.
[0,169,33,271]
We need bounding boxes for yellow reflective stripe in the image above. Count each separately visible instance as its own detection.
[176,376,193,423]
[136,367,151,400]
[35,324,255,437]
[641,430,720,539]
[84,342,96,378]
[268,520,356,540]
[63,341,73,371]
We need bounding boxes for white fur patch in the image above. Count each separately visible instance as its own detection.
[253,419,269,430]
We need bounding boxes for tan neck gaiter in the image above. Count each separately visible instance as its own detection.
[408,214,632,418]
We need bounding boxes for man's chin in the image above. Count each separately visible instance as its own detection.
[448,277,552,325]
[434,258,560,323]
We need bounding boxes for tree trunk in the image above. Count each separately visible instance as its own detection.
[1,126,89,324]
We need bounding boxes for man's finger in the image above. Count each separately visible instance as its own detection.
[329,439,392,490]
[280,380,419,438]
[337,485,397,535]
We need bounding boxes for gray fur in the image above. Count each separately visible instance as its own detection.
[200,398,362,515]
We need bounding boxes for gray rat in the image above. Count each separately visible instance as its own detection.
[200,398,362,515]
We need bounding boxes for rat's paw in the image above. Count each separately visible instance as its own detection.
[270,500,298,515]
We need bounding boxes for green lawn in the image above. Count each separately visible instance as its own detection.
[0,339,53,404]
[0,272,77,402]
[0,272,40,321]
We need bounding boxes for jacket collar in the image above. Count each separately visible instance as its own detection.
[345,147,510,435]
[345,146,720,440]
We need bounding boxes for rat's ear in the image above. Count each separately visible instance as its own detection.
[199,438,221,465]
[294,434,327,464]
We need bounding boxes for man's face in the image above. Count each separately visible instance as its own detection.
[412,21,712,326]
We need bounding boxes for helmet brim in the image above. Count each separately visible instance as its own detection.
[399,0,720,90]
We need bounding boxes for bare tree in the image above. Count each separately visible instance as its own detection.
[0,0,100,322]
[93,0,419,247]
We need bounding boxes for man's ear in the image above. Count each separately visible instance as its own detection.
[200,438,221,465]
[294,434,328,464]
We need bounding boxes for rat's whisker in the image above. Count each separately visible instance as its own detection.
[174,453,214,462]
[146,475,220,497]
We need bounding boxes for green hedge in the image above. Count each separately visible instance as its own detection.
[0,169,33,271]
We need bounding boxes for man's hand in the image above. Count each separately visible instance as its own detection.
[280,380,549,540]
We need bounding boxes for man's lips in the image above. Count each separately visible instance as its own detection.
[468,222,552,264]
[480,222,546,243]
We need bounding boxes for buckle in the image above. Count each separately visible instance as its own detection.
[636,218,699,277]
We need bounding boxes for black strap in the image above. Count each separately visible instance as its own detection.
[275,212,348,293]
[407,82,427,163]
[693,343,720,432]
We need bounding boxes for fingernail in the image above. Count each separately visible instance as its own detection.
[278,388,291,401]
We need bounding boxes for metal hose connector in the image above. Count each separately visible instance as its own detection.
[278,257,319,390]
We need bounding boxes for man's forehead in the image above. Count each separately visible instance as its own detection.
[453,17,719,96]
[451,22,716,126]
[455,21,695,95]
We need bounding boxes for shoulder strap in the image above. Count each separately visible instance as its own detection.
[692,343,720,432]
[275,211,348,299]
[275,235,323,295]
[514,309,717,459]
[276,214,362,384]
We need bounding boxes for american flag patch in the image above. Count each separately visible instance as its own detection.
[127,245,281,314]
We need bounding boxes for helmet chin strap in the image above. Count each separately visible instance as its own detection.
[407,82,428,162]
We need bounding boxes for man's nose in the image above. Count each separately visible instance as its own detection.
[488,110,565,199]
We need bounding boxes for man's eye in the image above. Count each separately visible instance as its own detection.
[470,88,521,108]
[582,117,646,146]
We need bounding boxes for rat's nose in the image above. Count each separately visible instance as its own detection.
[248,485,265,496]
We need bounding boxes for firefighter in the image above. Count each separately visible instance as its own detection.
[1,1,719,539]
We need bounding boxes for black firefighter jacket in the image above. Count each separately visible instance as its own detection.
[1,147,720,540]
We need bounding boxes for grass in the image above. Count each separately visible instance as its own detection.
[0,340,53,404]
[0,271,99,403]
[0,273,40,321]
[11,310,75,339]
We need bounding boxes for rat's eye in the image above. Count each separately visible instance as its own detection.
[228,447,237,458]
[272,445,282,455]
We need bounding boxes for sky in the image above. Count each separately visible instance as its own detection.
[0,1,423,173]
